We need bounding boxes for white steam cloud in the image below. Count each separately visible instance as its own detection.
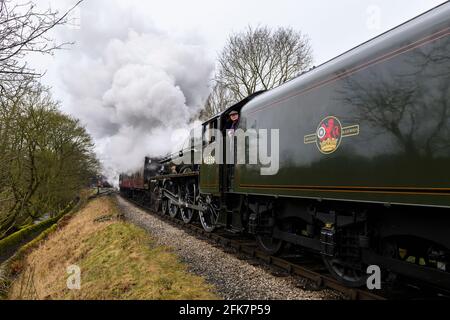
[57,0,214,183]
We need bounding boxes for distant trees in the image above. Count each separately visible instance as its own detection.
[202,26,313,119]
[0,83,99,238]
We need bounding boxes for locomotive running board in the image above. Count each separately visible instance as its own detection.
[153,172,199,181]
[162,189,206,212]
[362,250,450,290]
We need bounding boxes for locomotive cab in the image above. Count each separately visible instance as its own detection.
[199,91,265,196]
[199,116,221,195]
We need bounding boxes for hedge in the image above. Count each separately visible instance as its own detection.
[0,199,78,264]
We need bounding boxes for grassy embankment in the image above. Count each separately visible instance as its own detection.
[6,195,217,300]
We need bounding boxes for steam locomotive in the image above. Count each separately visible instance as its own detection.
[120,3,450,289]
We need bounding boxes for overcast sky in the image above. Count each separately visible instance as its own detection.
[35,0,447,100]
[30,0,448,179]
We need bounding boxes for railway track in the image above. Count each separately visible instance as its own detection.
[120,194,387,300]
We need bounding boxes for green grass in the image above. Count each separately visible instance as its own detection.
[7,196,218,300]
[68,222,217,300]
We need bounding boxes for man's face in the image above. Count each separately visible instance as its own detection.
[230,113,239,122]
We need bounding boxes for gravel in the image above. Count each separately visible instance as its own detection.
[116,195,341,300]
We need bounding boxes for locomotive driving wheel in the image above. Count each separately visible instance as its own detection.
[169,184,181,218]
[169,200,179,218]
[161,198,169,216]
[199,195,219,233]
[160,181,171,216]
[180,180,196,224]
[169,188,180,218]
[151,184,162,213]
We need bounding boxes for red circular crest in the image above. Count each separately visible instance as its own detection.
[316,116,342,154]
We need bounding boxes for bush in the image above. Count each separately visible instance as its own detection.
[0,200,76,263]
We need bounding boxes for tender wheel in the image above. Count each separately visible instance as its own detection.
[256,235,284,256]
[180,180,196,224]
[199,196,219,233]
[322,256,368,287]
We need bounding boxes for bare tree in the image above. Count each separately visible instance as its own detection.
[215,26,313,104]
[0,0,96,239]
[200,82,235,120]
[0,0,83,91]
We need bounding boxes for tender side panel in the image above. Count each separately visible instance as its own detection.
[236,15,450,208]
